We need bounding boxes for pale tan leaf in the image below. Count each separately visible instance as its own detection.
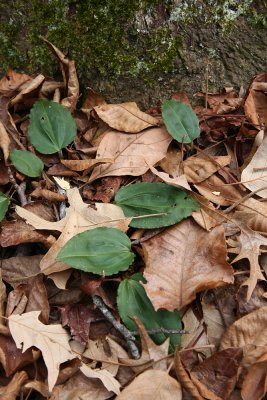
[241,136,267,198]
[16,188,131,275]
[158,144,182,177]
[143,219,233,311]
[0,68,31,91]
[8,311,76,392]
[61,158,113,172]
[244,73,267,128]
[149,165,191,190]
[93,102,159,133]
[24,380,49,397]
[116,369,182,400]
[184,155,231,184]
[80,362,120,395]
[89,127,172,182]
[220,306,267,375]
[0,120,11,162]
[83,338,119,376]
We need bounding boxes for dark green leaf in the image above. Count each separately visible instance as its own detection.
[162,100,200,143]
[10,149,44,177]
[115,182,199,229]
[28,100,76,154]
[117,277,182,351]
[56,227,135,275]
[0,192,9,221]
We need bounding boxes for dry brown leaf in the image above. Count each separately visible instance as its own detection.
[16,187,131,275]
[142,219,234,310]
[81,87,106,112]
[80,362,120,395]
[0,371,28,400]
[50,371,112,400]
[0,68,32,91]
[244,73,267,128]
[230,213,267,300]
[61,158,113,172]
[220,306,267,376]
[116,369,182,400]
[83,338,119,376]
[42,37,79,111]
[93,102,159,133]
[9,74,45,107]
[194,175,242,206]
[174,349,204,400]
[0,120,11,162]
[184,155,231,184]
[31,188,66,202]
[0,270,6,326]
[158,144,182,177]
[189,348,242,400]
[1,255,42,287]
[89,127,172,182]
[241,136,267,198]
[8,310,76,392]
[241,352,267,400]
[0,220,56,249]
[149,165,191,191]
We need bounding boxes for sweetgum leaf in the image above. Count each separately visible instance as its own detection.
[57,227,135,275]
[117,276,182,351]
[0,192,9,221]
[10,149,44,177]
[115,182,199,229]
[28,100,76,154]
[162,100,200,143]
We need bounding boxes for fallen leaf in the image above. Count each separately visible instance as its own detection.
[0,120,11,162]
[16,187,131,274]
[194,175,241,206]
[189,348,243,400]
[83,338,119,376]
[0,270,6,325]
[9,74,45,107]
[31,188,66,202]
[8,311,76,391]
[220,306,267,377]
[89,127,172,182]
[50,371,112,400]
[244,73,267,128]
[93,102,159,133]
[81,87,106,112]
[149,165,191,190]
[61,158,113,172]
[0,371,28,400]
[1,255,42,287]
[0,68,31,91]
[142,219,234,310]
[230,213,267,300]
[184,155,231,184]
[241,352,267,400]
[116,369,182,399]
[80,362,120,395]
[241,136,267,198]
[0,220,56,249]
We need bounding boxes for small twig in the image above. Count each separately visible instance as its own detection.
[223,185,267,214]
[92,295,140,359]
[8,167,28,206]
[131,328,190,335]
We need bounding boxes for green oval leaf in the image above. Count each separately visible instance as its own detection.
[115,182,199,229]
[56,227,135,275]
[117,276,182,351]
[28,100,77,154]
[162,100,200,143]
[0,192,9,221]
[10,149,44,177]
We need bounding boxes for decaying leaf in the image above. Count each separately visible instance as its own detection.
[184,155,231,184]
[80,363,120,395]
[89,127,172,182]
[61,158,113,172]
[149,165,191,191]
[116,369,182,400]
[220,306,267,376]
[8,311,76,391]
[16,188,131,275]
[0,371,28,400]
[93,102,159,133]
[142,218,234,310]
[241,352,267,400]
[0,120,11,162]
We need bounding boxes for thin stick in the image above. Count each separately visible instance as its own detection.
[7,167,28,206]
[131,328,190,335]
[223,185,267,214]
[92,295,140,359]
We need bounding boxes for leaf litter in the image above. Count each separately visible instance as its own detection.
[0,39,267,399]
